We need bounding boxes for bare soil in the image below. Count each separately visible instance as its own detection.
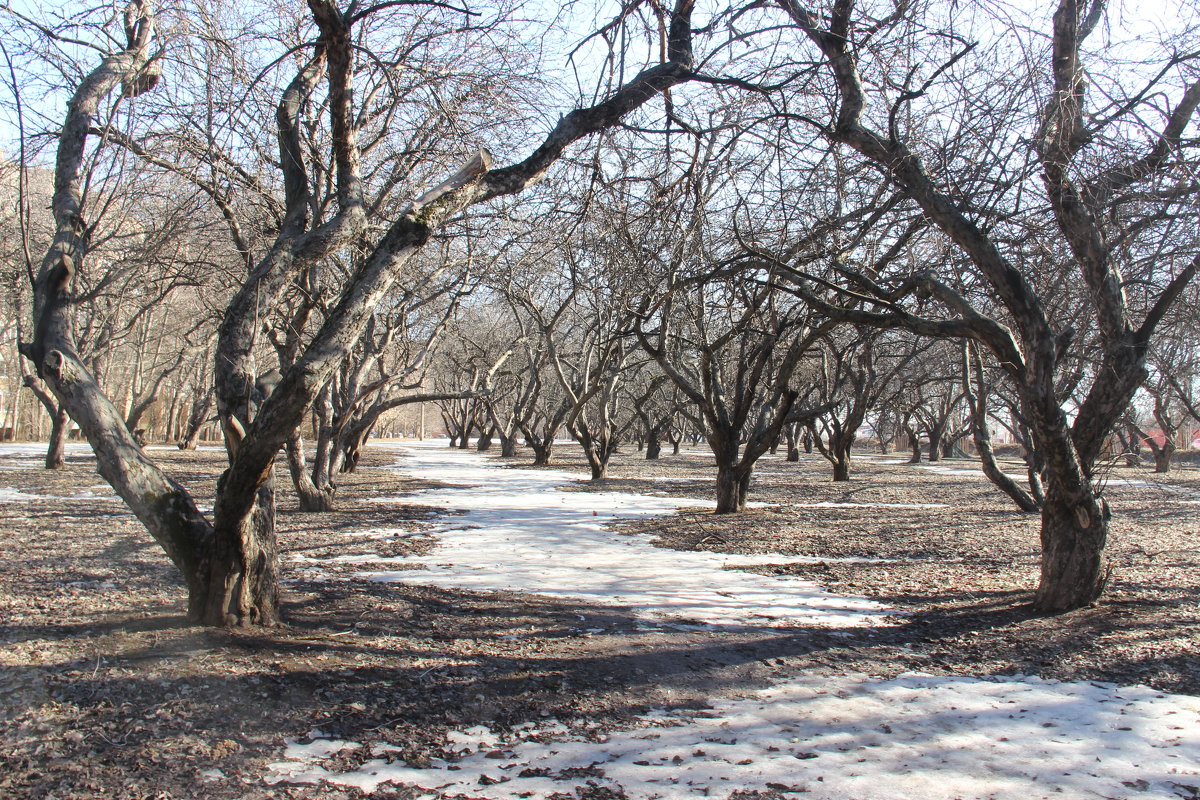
[0,441,1197,799]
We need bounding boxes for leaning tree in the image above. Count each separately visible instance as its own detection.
[21,0,702,626]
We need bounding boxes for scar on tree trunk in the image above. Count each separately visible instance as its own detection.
[1034,494,1109,611]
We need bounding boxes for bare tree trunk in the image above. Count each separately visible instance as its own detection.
[904,425,921,463]
[831,453,850,482]
[205,473,280,626]
[311,392,336,492]
[530,439,553,465]
[24,376,68,469]
[19,18,220,624]
[714,462,751,514]
[976,425,1040,512]
[45,405,70,469]
[645,434,662,460]
[286,432,333,512]
[1035,492,1108,610]
[476,425,494,451]
[339,428,369,473]
[1153,443,1174,473]
[575,428,612,481]
[178,386,215,450]
[164,389,181,442]
[927,422,945,462]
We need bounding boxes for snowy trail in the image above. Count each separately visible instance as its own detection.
[269,672,1200,800]
[270,442,1200,799]
[350,441,889,628]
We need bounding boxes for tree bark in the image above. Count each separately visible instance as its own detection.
[1153,445,1173,474]
[205,473,280,626]
[25,376,67,469]
[1034,492,1108,610]
[286,432,333,512]
[45,405,70,470]
[904,425,921,463]
[831,454,850,482]
[178,386,215,450]
[531,443,552,464]
[645,435,662,460]
[714,462,751,514]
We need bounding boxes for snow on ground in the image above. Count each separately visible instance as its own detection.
[0,442,94,459]
[268,672,1200,799]
[352,441,888,628]
[2,439,1195,797]
[859,453,1200,501]
[272,442,1200,798]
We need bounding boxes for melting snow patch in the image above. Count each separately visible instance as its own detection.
[265,672,1200,799]
[0,487,60,502]
[354,442,888,628]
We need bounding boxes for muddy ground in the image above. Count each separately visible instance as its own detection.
[0,441,1197,799]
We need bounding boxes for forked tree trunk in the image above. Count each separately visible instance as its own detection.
[528,436,553,465]
[499,433,517,457]
[831,452,850,482]
[309,389,336,485]
[714,462,751,514]
[904,426,921,463]
[286,432,333,512]
[574,427,612,480]
[1143,434,1174,473]
[178,387,215,450]
[338,424,371,474]
[24,0,703,629]
[927,428,943,462]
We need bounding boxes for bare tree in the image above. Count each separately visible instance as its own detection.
[806,328,918,481]
[762,0,1200,610]
[20,0,701,626]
